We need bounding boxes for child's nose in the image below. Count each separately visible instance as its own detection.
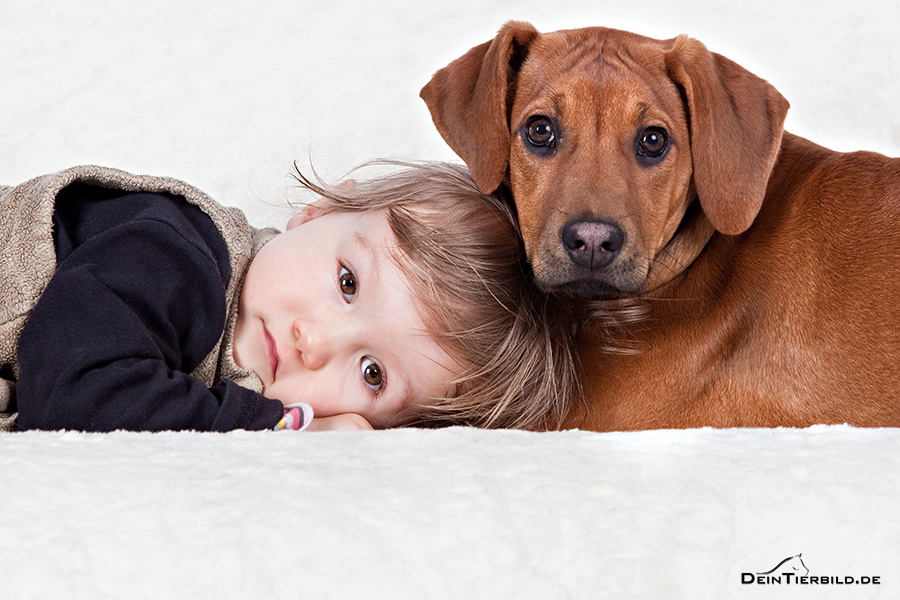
[292,318,333,370]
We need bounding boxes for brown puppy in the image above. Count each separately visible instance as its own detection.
[421,21,900,430]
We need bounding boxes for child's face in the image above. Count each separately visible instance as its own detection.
[233,207,459,427]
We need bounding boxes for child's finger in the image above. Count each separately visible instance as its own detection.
[273,402,314,431]
[305,413,373,432]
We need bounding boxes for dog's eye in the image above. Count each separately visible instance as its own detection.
[526,117,555,146]
[636,127,669,161]
[522,115,558,155]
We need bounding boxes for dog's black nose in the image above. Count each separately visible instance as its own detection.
[561,220,624,270]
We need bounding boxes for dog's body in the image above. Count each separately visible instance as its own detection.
[568,131,900,430]
[421,22,900,430]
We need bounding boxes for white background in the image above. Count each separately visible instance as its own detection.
[2,0,898,230]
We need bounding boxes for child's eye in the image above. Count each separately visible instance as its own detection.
[339,266,357,303]
[361,356,385,394]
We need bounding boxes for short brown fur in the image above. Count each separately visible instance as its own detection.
[421,21,900,430]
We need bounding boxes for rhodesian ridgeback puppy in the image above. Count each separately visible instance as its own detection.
[421,21,900,430]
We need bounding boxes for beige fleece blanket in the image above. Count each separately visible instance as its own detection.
[0,165,274,430]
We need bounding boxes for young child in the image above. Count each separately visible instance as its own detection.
[0,161,578,432]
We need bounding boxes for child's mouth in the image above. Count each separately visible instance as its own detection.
[263,324,279,380]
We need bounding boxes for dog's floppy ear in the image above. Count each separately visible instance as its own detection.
[666,36,790,235]
[420,21,539,194]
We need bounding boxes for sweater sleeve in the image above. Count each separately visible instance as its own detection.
[15,197,284,432]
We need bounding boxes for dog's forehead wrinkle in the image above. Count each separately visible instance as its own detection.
[514,72,576,122]
[527,37,620,92]
[637,103,651,122]
[523,70,680,135]
[547,32,605,73]
[551,95,563,117]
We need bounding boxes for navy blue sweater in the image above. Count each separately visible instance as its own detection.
[15,183,284,431]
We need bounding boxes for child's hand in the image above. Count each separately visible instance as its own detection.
[272,404,372,432]
[305,413,373,431]
[273,402,314,431]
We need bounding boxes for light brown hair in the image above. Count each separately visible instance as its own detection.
[291,160,579,429]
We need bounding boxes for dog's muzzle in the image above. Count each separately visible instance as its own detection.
[560,219,624,270]
[536,218,645,297]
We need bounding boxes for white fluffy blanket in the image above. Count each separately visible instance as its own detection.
[1,426,897,598]
[1,0,898,598]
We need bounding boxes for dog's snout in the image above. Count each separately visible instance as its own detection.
[561,220,624,270]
